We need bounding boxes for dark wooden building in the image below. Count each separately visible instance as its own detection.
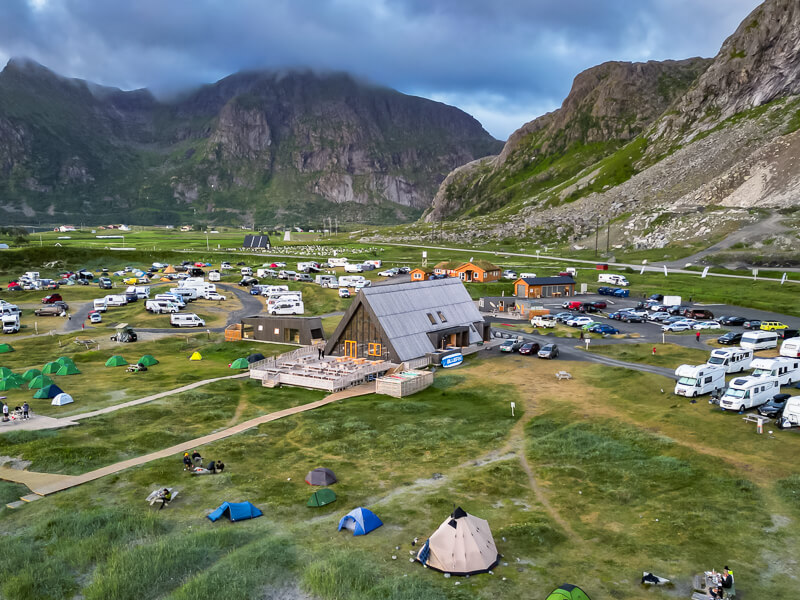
[226,316,324,344]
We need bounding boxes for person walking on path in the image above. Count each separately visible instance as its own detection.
[696,331,701,342]
[579,330,584,340]
[2,403,8,422]
[22,402,29,420]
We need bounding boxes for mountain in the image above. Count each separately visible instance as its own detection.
[423,0,800,260]
[0,60,502,226]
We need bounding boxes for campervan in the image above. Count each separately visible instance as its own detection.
[155,293,186,308]
[750,357,800,386]
[531,315,557,328]
[145,299,180,314]
[597,273,629,286]
[104,294,128,307]
[520,272,537,279]
[740,330,779,351]
[240,267,253,277]
[24,271,40,281]
[266,292,303,310]
[719,376,780,412]
[263,285,290,296]
[92,298,108,312]
[268,298,304,315]
[353,279,371,289]
[208,270,221,282]
[673,364,726,397]
[182,280,216,298]
[344,263,364,273]
[297,261,320,273]
[706,348,753,373]
[363,260,382,268]
[328,257,349,267]
[170,313,205,327]
[171,287,199,301]
[778,396,800,429]
[125,285,151,299]
[0,303,21,317]
[1,314,20,334]
[780,337,800,358]
[339,275,366,288]
[315,275,338,288]
[256,268,277,279]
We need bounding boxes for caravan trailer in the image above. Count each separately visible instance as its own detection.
[328,257,349,267]
[779,337,800,358]
[720,376,780,412]
[315,274,338,288]
[778,396,800,429]
[674,364,726,397]
[706,348,753,373]
[740,330,779,350]
[750,357,800,386]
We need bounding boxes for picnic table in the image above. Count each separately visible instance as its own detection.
[555,371,572,380]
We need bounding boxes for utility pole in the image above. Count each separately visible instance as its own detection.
[594,218,599,258]
[606,221,610,253]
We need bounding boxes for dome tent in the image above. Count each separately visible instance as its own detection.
[0,343,13,353]
[56,356,75,366]
[105,355,128,367]
[545,584,592,600]
[207,501,262,522]
[52,393,74,406]
[230,357,250,369]
[21,368,42,381]
[306,467,337,486]
[138,355,159,367]
[416,507,500,576]
[28,374,54,389]
[0,377,22,391]
[34,384,64,399]
[189,352,202,361]
[246,353,265,363]
[338,507,382,536]
[307,489,337,508]
[56,363,81,376]
[0,367,13,378]
[42,361,61,375]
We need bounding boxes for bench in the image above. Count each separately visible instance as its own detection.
[555,371,572,380]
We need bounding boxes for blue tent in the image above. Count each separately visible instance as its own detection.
[207,501,263,522]
[338,507,383,536]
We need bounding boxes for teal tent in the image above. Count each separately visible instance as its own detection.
[546,584,592,600]
[22,368,42,381]
[28,374,54,389]
[207,502,263,522]
[307,489,337,507]
[105,355,128,367]
[33,384,64,399]
[42,361,61,375]
[230,358,250,369]
[56,363,81,376]
[138,355,159,367]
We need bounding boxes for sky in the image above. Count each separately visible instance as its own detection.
[0,0,762,139]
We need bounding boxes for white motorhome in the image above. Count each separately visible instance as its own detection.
[0,303,21,317]
[597,273,629,286]
[344,263,364,273]
[92,298,108,312]
[780,337,800,358]
[706,347,753,374]
[268,298,304,315]
[674,364,726,397]
[778,396,800,429]
[339,275,366,288]
[24,271,40,281]
[104,294,128,307]
[266,292,303,310]
[363,260,382,268]
[720,376,780,412]
[182,280,216,298]
[240,267,253,277]
[353,280,371,289]
[315,274,338,288]
[171,287,199,301]
[328,257,348,267]
[520,272,537,279]
[170,313,205,327]
[2,314,20,334]
[208,270,220,282]
[145,299,180,314]
[155,293,186,308]
[263,285,290,296]
[256,268,277,279]
[125,285,151,299]
[751,357,800,386]
[740,330,779,351]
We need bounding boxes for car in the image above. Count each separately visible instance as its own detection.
[566,315,593,327]
[597,286,614,296]
[554,312,573,323]
[42,293,63,304]
[581,320,602,331]
[621,313,645,323]
[608,311,628,320]
[379,268,399,277]
[499,339,524,352]
[272,262,287,268]
[221,262,232,270]
[238,277,259,286]
[502,270,517,280]
[591,300,607,309]
[562,300,582,310]
[718,316,747,326]
[777,329,799,340]
[760,321,788,331]
[662,315,686,324]
[110,327,137,343]
[98,277,113,289]
[612,288,630,297]
[206,292,227,301]
[588,324,619,335]
[662,321,692,332]
[693,321,721,330]
[578,303,597,313]
[648,311,671,322]
[683,308,715,319]
[717,332,743,345]
[338,288,351,298]
[649,294,664,302]
[538,343,559,359]
[758,394,791,418]
[89,312,102,324]
[518,342,541,355]
[397,266,410,274]
[743,320,762,329]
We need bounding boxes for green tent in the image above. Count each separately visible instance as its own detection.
[138,355,159,367]
[28,374,54,389]
[230,357,250,369]
[546,584,592,600]
[33,384,64,399]
[0,377,22,391]
[22,368,42,381]
[0,343,13,353]
[105,355,128,367]
[0,367,13,378]
[42,361,61,375]
[307,488,337,507]
[56,356,76,366]
[56,363,81,376]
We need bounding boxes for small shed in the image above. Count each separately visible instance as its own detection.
[410,268,434,282]
[375,370,434,398]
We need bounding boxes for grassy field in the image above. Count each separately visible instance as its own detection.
[585,342,713,368]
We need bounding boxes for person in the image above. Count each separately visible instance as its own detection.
[182,452,192,470]
[2,403,8,422]
[579,330,584,340]
[720,566,734,591]
[708,585,723,599]
[157,488,172,511]
[22,402,29,420]
[205,459,217,474]
[652,346,657,356]
[318,347,323,359]
[216,461,225,473]
[696,330,701,342]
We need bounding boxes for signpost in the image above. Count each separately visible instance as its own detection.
[510,402,516,417]
[441,353,464,369]
[701,267,710,278]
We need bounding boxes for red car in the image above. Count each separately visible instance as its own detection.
[591,300,607,309]
[42,293,63,304]
[562,300,581,310]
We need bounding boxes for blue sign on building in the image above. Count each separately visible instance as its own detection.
[441,353,463,368]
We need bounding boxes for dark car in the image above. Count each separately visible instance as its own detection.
[777,329,799,340]
[669,305,691,315]
[597,286,614,296]
[743,320,762,330]
[683,308,714,320]
[608,311,627,320]
[555,312,574,323]
[613,288,630,297]
[591,300,607,309]
[238,277,259,286]
[397,266,411,274]
[758,394,791,418]
[538,343,559,359]
[717,332,743,345]
[110,327,137,343]
[578,303,598,313]
[718,316,747,326]
[98,277,113,289]
[649,294,664,302]
[663,315,686,324]
[124,292,139,303]
[518,342,541,355]
[588,324,619,335]
[621,313,645,323]
[42,293,63,304]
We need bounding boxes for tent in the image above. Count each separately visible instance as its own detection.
[163,264,176,274]
[246,353,265,363]
[105,355,128,367]
[28,374,54,389]
[416,507,499,576]
[189,352,202,361]
[0,366,14,378]
[306,467,337,486]
[56,356,76,366]
[56,363,81,376]
[51,392,74,406]
[545,584,592,600]
[42,362,61,375]
[34,384,64,399]
[230,357,250,369]
[338,507,382,536]
[22,368,42,381]
[0,343,13,353]
[307,489,337,508]
[138,355,159,367]
[0,377,22,391]
[207,501,263,522]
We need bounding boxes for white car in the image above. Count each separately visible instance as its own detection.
[502,270,517,280]
[206,292,227,301]
[89,312,102,324]
[566,316,593,327]
[662,321,692,332]
[379,268,399,277]
[338,288,351,298]
[694,321,721,330]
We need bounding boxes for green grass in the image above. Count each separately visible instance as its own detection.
[585,342,710,367]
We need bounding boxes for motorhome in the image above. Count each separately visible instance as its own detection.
[363,260,382,268]
[268,298,304,315]
[256,268,277,279]
[182,280,216,298]
[751,357,800,386]
[338,275,366,288]
[278,270,297,280]
[155,293,186,308]
[780,337,800,358]
[125,285,151,299]
[104,294,128,307]
[263,285,290,296]
[266,292,303,310]
[673,364,726,397]
[597,273,629,286]
[2,314,20,334]
[315,274,338,288]
[208,270,220,282]
[328,257,348,267]
[520,272,537,279]
[297,261,321,273]
[740,330,779,351]
[240,267,253,277]
[92,298,108,312]
[354,280,371,289]
[778,396,800,429]
[344,263,364,273]
[145,299,180,314]
[171,287,199,301]
[170,313,205,327]
[719,376,780,412]
[24,271,40,281]
[706,347,753,373]
[0,303,21,317]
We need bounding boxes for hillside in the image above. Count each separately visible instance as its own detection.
[0,60,502,226]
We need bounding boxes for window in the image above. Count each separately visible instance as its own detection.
[273,328,280,335]
[437,311,447,323]
[258,325,264,331]
[427,313,437,325]
[367,343,382,356]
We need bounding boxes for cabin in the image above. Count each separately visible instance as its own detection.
[513,276,576,299]
[225,316,324,345]
[433,261,461,277]
[410,268,434,281]
[432,260,501,282]
[324,278,490,368]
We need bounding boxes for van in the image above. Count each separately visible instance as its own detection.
[761,321,788,331]
[172,287,199,301]
[268,299,304,315]
[170,313,205,327]
[706,347,753,373]
[125,285,150,299]
[740,330,779,351]
[105,294,128,307]
[780,337,800,358]
[531,315,557,328]
[344,263,364,273]
[750,357,800,386]
[720,376,780,412]
[208,270,220,282]
[146,299,179,314]
[519,272,537,279]
[93,298,108,312]
[315,275,338,288]
[328,257,348,267]
[2,314,20,334]
[155,293,186,308]
[674,364,726,397]
[597,273,629,286]
[240,267,253,277]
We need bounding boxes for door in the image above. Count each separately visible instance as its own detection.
[344,340,357,358]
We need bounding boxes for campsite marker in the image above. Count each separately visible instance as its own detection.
[510,402,515,417]
[584,338,590,350]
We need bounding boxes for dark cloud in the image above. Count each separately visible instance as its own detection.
[0,0,761,138]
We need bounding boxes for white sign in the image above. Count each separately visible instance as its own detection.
[663,265,668,276]
[782,272,788,285]
[584,338,590,350]
[510,402,516,417]
[422,251,427,258]
[752,268,758,281]
[701,267,710,278]
[640,265,646,275]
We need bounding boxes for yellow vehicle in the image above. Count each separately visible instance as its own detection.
[123,277,139,285]
[760,321,788,331]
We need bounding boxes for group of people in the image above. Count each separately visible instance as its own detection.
[182,450,225,474]
[707,566,735,599]
[1,402,29,422]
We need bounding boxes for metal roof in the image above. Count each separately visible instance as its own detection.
[361,278,485,361]
[518,276,575,286]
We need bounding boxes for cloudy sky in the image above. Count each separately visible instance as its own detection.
[0,0,761,139]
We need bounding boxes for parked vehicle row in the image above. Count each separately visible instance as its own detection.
[499,338,559,359]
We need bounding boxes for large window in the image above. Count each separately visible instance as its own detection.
[367,343,382,356]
